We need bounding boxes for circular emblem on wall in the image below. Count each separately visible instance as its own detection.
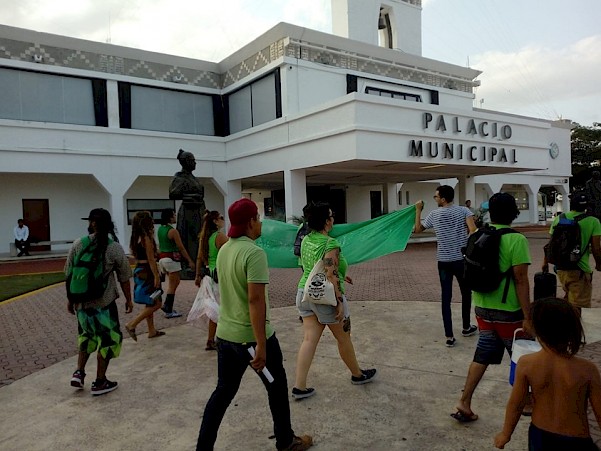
[549,142,559,159]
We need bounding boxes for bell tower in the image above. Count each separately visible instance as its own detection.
[331,0,422,55]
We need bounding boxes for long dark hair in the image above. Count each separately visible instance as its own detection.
[130,211,156,256]
[198,211,221,265]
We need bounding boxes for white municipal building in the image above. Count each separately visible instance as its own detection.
[0,0,572,253]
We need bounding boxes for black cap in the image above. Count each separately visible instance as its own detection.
[81,208,111,221]
[569,190,588,206]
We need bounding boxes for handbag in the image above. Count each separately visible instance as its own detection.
[301,239,337,307]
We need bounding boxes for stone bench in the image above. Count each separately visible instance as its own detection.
[9,240,74,257]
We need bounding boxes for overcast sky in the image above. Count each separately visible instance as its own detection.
[2,0,600,125]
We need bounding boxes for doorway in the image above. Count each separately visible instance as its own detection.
[23,199,50,251]
[370,191,382,218]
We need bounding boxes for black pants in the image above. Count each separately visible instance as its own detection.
[15,239,30,255]
[438,259,472,337]
[196,334,294,450]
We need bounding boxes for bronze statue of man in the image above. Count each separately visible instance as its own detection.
[169,149,206,278]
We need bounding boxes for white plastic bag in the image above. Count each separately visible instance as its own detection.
[187,276,220,326]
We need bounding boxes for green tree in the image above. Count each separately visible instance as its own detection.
[571,122,601,189]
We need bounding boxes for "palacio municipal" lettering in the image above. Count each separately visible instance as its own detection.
[409,113,518,164]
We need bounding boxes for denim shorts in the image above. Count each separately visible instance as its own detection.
[296,288,350,325]
[473,307,523,365]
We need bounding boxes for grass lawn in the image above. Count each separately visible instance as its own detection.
[0,272,65,303]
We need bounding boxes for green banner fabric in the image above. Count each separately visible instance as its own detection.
[256,205,417,268]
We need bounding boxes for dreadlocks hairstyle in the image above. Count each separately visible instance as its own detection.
[198,211,222,266]
[130,211,157,256]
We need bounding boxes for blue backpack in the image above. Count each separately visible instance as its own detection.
[545,213,586,270]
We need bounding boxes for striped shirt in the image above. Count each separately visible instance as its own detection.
[422,205,473,262]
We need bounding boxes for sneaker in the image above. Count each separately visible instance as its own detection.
[462,325,478,337]
[446,337,457,347]
[91,379,118,396]
[165,311,182,319]
[291,387,316,400]
[351,368,377,385]
[279,434,313,451]
[70,369,85,389]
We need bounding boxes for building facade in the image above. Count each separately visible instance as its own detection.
[0,0,571,253]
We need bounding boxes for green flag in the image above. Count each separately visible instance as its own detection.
[256,205,417,268]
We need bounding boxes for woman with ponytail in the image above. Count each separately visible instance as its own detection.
[195,210,228,350]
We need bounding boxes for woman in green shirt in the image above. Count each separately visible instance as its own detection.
[157,208,195,318]
[292,202,376,399]
[195,210,228,350]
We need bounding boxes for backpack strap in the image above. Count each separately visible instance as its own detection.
[497,228,519,303]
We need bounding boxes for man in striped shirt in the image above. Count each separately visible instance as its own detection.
[414,185,477,347]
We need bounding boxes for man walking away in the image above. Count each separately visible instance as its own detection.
[452,193,532,422]
[414,185,477,347]
[197,199,312,451]
[543,189,601,317]
[66,208,133,396]
[14,219,30,256]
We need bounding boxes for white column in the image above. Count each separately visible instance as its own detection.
[457,175,476,206]
[106,80,120,129]
[284,169,307,223]
[525,183,541,225]
[94,171,137,252]
[222,179,242,231]
[383,183,398,213]
[483,180,504,198]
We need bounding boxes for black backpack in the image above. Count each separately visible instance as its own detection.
[66,236,110,304]
[293,223,310,257]
[544,213,586,270]
[463,225,519,302]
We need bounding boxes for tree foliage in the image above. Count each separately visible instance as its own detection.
[571,122,601,189]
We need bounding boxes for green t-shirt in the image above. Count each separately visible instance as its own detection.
[298,232,348,294]
[472,224,531,312]
[215,236,274,343]
[157,224,178,253]
[208,231,219,271]
[549,211,601,273]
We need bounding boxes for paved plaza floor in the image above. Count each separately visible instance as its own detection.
[1,230,601,450]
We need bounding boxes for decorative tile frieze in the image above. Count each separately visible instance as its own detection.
[0,34,471,93]
[0,37,220,88]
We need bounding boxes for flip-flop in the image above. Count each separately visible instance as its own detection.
[451,411,478,423]
[148,330,166,339]
[125,326,137,342]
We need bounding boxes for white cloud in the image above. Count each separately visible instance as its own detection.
[473,34,601,125]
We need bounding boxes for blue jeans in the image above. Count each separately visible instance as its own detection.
[437,260,472,337]
[196,334,294,450]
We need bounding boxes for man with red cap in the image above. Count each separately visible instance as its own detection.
[197,198,312,451]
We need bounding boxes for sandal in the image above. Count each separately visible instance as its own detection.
[205,339,217,351]
[148,330,166,339]
[125,326,137,342]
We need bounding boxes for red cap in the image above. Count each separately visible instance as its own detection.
[227,199,258,238]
